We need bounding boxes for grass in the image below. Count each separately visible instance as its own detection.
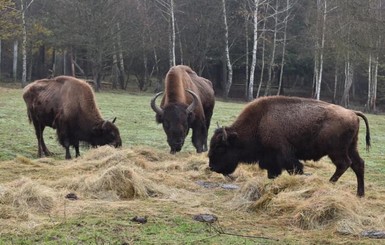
[0,84,385,244]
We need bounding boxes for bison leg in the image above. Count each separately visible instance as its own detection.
[74,141,80,158]
[192,121,208,153]
[260,154,283,179]
[62,139,72,160]
[328,153,351,183]
[32,121,51,157]
[286,159,304,176]
[348,146,365,197]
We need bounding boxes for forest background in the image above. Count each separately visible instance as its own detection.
[1,0,384,112]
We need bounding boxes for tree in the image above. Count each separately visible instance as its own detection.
[247,0,261,101]
[20,0,35,87]
[221,0,233,99]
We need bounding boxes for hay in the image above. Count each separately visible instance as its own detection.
[2,145,385,242]
[68,164,168,200]
[293,191,359,230]
[4,177,55,213]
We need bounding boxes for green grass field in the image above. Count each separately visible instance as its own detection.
[0,84,384,244]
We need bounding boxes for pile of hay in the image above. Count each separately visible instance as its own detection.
[229,167,385,235]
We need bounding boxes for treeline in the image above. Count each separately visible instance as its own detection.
[1,0,385,111]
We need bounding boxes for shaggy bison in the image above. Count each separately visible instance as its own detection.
[23,76,122,159]
[208,96,370,197]
[151,65,215,154]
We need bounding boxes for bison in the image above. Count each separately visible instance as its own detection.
[23,76,122,159]
[151,65,215,154]
[208,96,370,197]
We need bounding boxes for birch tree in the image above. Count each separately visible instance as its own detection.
[313,0,327,100]
[222,0,233,99]
[264,0,279,96]
[19,0,35,87]
[256,11,266,98]
[247,0,261,101]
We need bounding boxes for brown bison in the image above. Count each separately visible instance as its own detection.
[208,96,370,197]
[23,76,122,159]
[151,65,215,154]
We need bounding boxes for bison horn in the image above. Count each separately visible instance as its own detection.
[112,117,117,124]
[102,120,107,128]
[150,91,164,116]
[186,89,198,113]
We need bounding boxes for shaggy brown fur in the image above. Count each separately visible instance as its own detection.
[151,65,215,154]
[208,96,370,197]
[23,76,122,159]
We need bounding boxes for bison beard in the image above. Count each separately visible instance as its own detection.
[208,96,370,197]
[23,76,122,159]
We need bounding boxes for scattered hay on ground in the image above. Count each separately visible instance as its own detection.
[1,146,385,242]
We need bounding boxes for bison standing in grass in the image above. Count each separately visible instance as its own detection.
[23,76,122,159]
[208,96,370,197]
[151,65,215,154]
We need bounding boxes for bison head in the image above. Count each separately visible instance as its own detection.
[92,117,122,148]
[151,90,198,154]
[208,127,241,175]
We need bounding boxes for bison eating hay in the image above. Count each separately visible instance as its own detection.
[208,96,370,197]
[23,76,122,159]
[151,65,215,154]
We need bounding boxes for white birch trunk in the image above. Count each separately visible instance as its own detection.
[373,53,378,111]
[341,54,353,107]
[248,0,260,101]
[256,17,266,98]
[13,40,18,81]
[315,0,327,100]
[333,58,338,103]
[21,0,27,86]
[264,0,278,96]
[222,0,233,99]
[277,0,289,95]
[244,12,249,100]
[366,53,372,110]
[170,0,176,66]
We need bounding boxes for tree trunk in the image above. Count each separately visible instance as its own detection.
[264,0,278,96]
[315,0,327,100]
[341,54,353,107]
[222,0,233,100]
[244,10,249,100]
[277,0,290,95]
[116,23,125,89]
[333,58,338,104]
[21,0,27,87]
[256,16,266,98]
[169,0,176,67]
[248,0,260,101]
[366,52,372,111]
[13,40,18,81]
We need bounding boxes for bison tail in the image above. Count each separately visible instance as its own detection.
[355,111,371,152]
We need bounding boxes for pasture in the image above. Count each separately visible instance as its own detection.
[0,85,385,244]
